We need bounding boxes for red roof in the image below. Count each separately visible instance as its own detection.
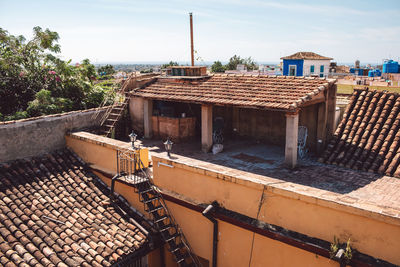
[132,74,335,111]
[320,89,400,178]
[0,149,150,266]
[281,52,333,60]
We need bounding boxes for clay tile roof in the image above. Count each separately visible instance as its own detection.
[320,89,400,178]
[0,149,150,266]
[132,74,334,111]
[280,52,333,60]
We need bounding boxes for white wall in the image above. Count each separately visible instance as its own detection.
[303,60,330,77]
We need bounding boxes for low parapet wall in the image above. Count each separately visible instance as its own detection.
[0,108,107,162]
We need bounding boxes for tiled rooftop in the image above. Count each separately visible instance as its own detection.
[280,52,333,60]
[0,149,149,267]
[320,89,400,178]
[132,74,335,111]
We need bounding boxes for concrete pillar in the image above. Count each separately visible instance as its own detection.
[232,107,240,139]
[326,83,337,139]
[201,104,213,152]
[129,97,144,134]
[285,111,299,168]
[316,102,327,155]
[143,99,153,139]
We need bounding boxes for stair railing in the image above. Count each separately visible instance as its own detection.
[116,148,202,267]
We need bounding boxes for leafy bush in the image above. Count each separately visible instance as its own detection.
[211,61,225,73]
[0,27,109,121]
[4,111,29,121]
[26,89,73,116]
[98,64,115,76]
[210,55,258,73]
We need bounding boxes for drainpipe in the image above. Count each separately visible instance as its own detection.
[110,174,120,202]
[202,201,219,267]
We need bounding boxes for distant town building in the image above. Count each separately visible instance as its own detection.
[236,64,247,71]
[335,65,350,73]
[281,52,333,77]
[355,59,360,69]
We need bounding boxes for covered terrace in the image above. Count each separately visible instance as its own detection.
[130,73,337,168]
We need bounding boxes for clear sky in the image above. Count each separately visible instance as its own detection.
[1,0,399,65]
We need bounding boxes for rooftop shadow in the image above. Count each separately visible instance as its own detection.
[137,138,384,195]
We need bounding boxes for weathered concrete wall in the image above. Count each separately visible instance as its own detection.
[299,104,318,151]
[212,106,287,145]
[235,108,286,145]
[129,97,144,135]
[0,108,107,162]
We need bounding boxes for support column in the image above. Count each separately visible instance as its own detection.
[232,107,240,139]
[326,83,337,139]
[316,102,327,155]
[143,99,153,139]
[285,111,299,168]
[201,104,213,152]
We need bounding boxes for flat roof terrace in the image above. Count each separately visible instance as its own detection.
[137,138,400,222]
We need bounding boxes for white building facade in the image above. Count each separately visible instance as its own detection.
[303,59,331,77]
[281,52,333,77]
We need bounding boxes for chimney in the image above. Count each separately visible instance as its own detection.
[189,12,194,66]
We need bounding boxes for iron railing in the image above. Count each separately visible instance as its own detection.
[115,148,201,267]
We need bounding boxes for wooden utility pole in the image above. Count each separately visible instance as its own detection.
[189,12,194,66]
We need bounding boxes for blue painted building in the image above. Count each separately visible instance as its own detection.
[281,52,333,77]
[282,59,303,76]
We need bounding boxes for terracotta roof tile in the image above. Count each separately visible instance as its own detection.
[280,51,333,60]
[320,89,400,177]
[132,74,334,111]
[0,149,150,266]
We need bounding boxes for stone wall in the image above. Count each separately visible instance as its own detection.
[0,108,107,162]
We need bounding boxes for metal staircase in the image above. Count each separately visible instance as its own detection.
[93,73,159,137]
[112,149,201,267]
[99,97,129,137]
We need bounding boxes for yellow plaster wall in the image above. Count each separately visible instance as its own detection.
[68,137,118,173]
[153,160,264,219]
[65,132,148,174]
[250,233,338,267]
[152,156,400,265]
[259,191,400,265]
[149,201,341,267]
[65,132,400,266]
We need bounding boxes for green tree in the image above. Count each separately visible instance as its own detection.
[0,26,61,115]
[211,61,225,73]
[0,27,110,121]
[225,55,258,71]
[26,89,73,117]
[161,61,179,69]
[98,64,115,76]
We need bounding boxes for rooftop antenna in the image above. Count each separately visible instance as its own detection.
[189,12,194,66]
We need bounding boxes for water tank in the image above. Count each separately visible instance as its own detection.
[383,60,399,73]
[375,69,381,76]
[350,68,355,73]
[368,70,374,77]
